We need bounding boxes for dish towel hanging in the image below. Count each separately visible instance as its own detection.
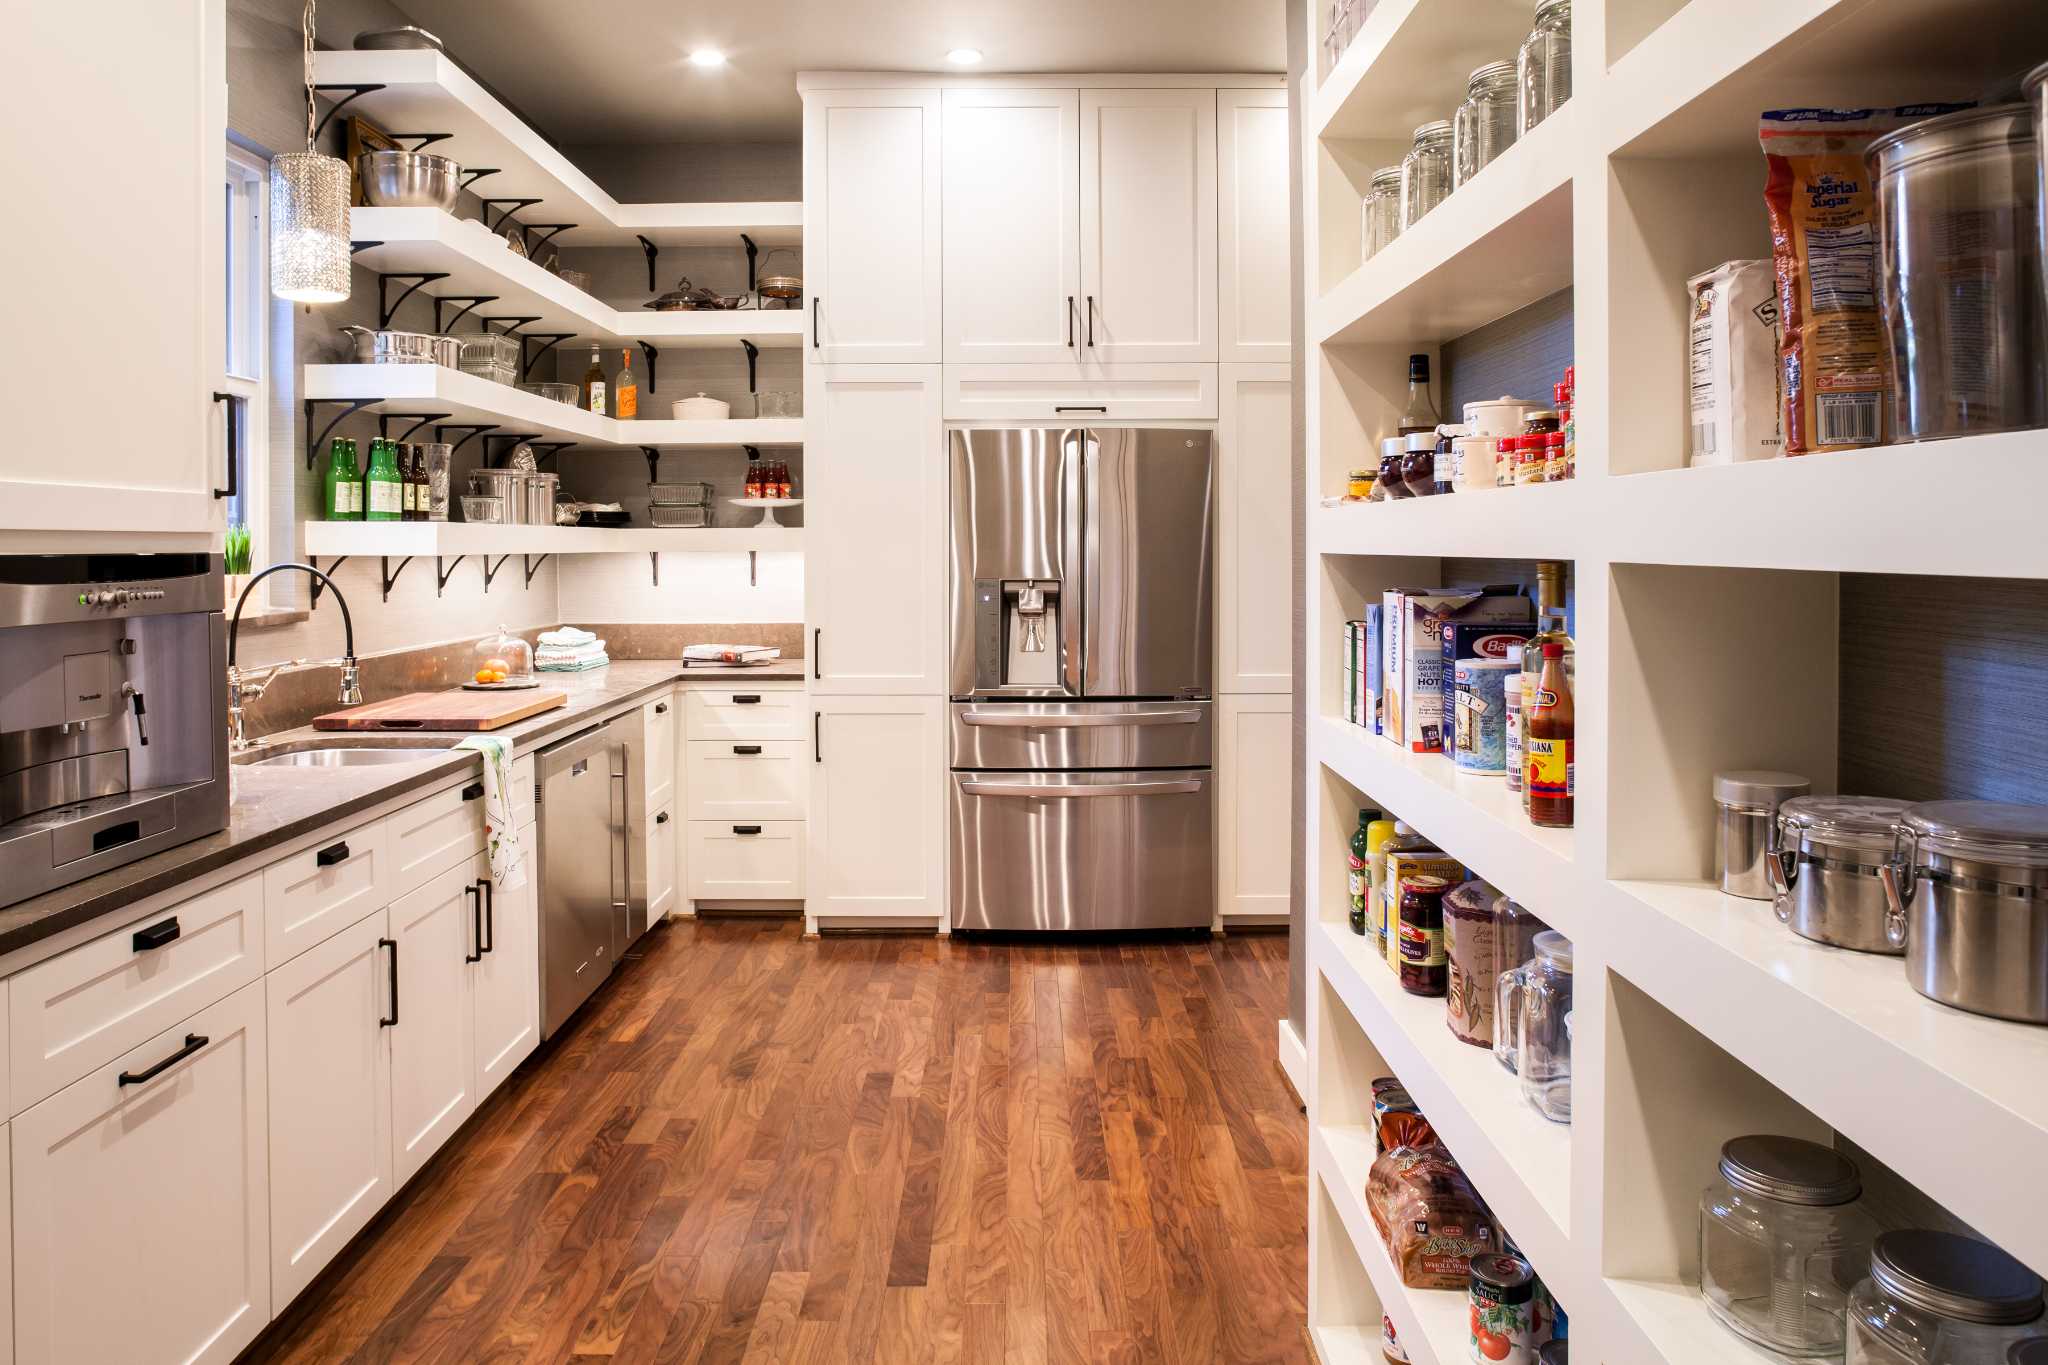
[454,733,529,891]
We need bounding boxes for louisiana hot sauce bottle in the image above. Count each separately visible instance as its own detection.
[1525,641,1574,828]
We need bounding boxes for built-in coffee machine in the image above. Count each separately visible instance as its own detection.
[0,554,229,911]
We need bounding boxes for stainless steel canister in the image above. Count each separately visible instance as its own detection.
[1880,801,2048,1022]
[1768,795,1910,953]
[470,468,528,523]
[1868,104,2046,442]
[525,472,559,526]
[1713,770,1810,900]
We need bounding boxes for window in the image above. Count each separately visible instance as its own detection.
[222,141,271,591]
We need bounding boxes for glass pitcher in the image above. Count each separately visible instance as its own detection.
[1497,930,1572,1122]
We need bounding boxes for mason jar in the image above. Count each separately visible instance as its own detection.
[1454,60,1520,187]
[1517,0,1573,136]
[1362,165,1404,261]
[1400,121,1455,228]
[1847,1231,2046,1364]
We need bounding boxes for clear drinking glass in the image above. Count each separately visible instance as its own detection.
[1517,0,1573,136]
[1400,121,1455,228]
[1362,167,1404,261]
[1454,60,1520,188]
[1496,930,1572,1121]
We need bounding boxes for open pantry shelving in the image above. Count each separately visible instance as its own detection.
[1300,0,2048,1360]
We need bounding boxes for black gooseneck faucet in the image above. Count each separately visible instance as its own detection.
[226,562,361,749]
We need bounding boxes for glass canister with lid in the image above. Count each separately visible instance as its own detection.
[1497,930,1572,1122]
[1454,60,1520,188]
[1769,796,1912,954]
[1699,1135,1878,1357]
[470,624,534,685]
[1848,1230,2046,1364]
[1362,166,1405,261]
[1715,770,1812,900]
[1517,0,1573,136]
[1880,801,2048,1022]
[1400,121,1455,229]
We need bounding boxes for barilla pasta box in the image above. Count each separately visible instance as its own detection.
[1384,586,1530,754]
[1440,608,1537,760]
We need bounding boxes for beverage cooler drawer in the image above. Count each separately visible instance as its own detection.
[948,770,1214,932]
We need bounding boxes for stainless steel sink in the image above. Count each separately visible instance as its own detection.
[245,747,448,769]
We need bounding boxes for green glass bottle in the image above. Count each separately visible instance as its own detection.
[1347,807,1378,935]
[364,438,404,522]
[322,437,352,520]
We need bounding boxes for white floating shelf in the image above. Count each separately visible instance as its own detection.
[304,365,803,450]
[301,521,800,557]
[1312,0,1535,143]
[310,50,801,247]
[349,209,806,347]
[1313,482,1584,562]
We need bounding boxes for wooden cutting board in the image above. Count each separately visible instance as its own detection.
[312,688,569,732]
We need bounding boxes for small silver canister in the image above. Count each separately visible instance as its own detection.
[526,471,559,526]
[1880,801,2048,1023]
[1714,770,1810,899]
[1768,795,1910,953]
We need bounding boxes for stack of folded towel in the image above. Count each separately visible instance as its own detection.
[535,626,610,672]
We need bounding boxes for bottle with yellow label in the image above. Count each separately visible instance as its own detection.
[1526,641,1574,828]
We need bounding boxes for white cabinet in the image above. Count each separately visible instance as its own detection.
[643,694,677,813]
[805,366,946,694]
[683,684,809,740]
[942,88,1082,365]
[13,981,269,1365]
[0,1123,9,1365]
[645,811,678,922]
[685,741,809,821]
[808,697,944,923]
[687,822,806,901]
[471,855,539,1098]
[389,780,486,897]
[803,88,943,363]
[263,818,390,965]
[386,860,477,1185]
[1080,89,1218,364]
[265,910,393,1308]
[0,0,226,538]
[1218,694,1291,922]
[1217,90,1292,363]
[942,363,1219,422]
[1218,364,1295,693]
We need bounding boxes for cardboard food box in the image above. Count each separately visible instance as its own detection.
[1384,586,1530,754]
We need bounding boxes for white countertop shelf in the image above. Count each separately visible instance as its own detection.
[311,50,801,247]
[347,209,805,347]
[304,365,802,449]
[300,521,800,557]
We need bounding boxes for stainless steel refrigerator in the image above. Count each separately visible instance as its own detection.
[947,426,1215,932]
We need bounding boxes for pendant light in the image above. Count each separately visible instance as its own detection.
[269,0,351,303]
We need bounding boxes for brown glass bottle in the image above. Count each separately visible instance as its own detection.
[1396,875,1450,996]
[1526,641,1574,828]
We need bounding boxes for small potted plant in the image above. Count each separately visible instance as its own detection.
[224,522,252,609]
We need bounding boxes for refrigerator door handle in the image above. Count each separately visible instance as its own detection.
[960,778,1204,798]
[1060,430,1087,696]
[960,708,1203,728]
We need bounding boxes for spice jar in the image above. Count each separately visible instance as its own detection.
[1503,644,1527,798]
[1397,875,1450,996]
[1400,432,1440,497]
[1768,796,1911,954]
[1541,432,1567,482]
[1434,424,1462,496]
[1517,0,1573,136]
[1497,931,1571,1121]
[1847,1231,2046,1365]
[1375,446,1413,499]
[1714,771,1812,900]
[1560,367,1576,477]
[1363,166,1404,262]
[1699,1135,1877,1358]
[1347,468,1376,500]
[1400,120,1454,228]
[1470,1253,1539,1363]
[1445,879,1504,1047]
[1454,61,1521,188]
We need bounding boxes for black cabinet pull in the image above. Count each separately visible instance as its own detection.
[655,811,670,825]
[315,840,350,867]
[812,296,821,349]
[1085,294,1096,347]
[461,781,485,802]
[814,710,823,764]
[118,1033,209,1087]
[1054,405,1108,413]
[210,392,237,500]
[1067,294,1075,347]
[379,937,399,1027]
[733,825,763,836]
[733,744,763,756]
[733,694,762,705]
[132,916,181,952]
[813,627,821,680]
[465,883,483,963]
[654,702,668,715]
[480,878,494,955]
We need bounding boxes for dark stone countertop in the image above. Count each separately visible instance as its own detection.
[0,659,807,962]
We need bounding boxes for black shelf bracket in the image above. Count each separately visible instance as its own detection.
[636,235,659,292]
[379,556,413,602]
[637,341,660,395]
[377,272,450,331]
[520,333,576,383]
[479,315,541,336]
[385,131,454,152]
[304,398,374,472]
[434,555,467,598]
[479,197,542,236]
[482,554,513,593]
[307,556,350,609]
[311,84,384,142]
[642,446,661,484]
[523,554,551,589]
[349,240,384,255]
[649,551,660,588]
[433,423,498,458]
[483,433,540,467]
[742,339,760,406]
[377,412,452,446]
[523,223,576,256]
[527,441,575,468]
[434,295,500,334]
[458,166,500,194]
[742,233,759,296]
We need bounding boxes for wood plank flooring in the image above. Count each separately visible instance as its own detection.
[246,919,1309,1365]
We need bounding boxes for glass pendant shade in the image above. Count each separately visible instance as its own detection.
[270,151,351,303]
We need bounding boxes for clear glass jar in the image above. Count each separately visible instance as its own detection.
[1454,60,1520,188]
[1362,166,1404,262]
[1517,0,1573,136]
[1848,1231,2046,1365]
[1400,121,1454,229]
[1491,896,1549,1074]
[1700,1136,1878,1357]
[1496,930,1571,1121]
[471,624,534,683]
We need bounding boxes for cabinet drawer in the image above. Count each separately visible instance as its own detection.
[684,685,806,741]
[391,779,487,896]
[686,820,805,901]
[644,694,677,810]
[685,740,809,821]
[262,817,391,964]
[942,363,1218,421]
[512,753,536,831]
[10,873,264,1114]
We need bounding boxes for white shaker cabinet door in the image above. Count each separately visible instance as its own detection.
[1217,89,1292,363]
[1218,694,1292,922]
[804,366,947,695]
[942,88,1083,366]
[808,697,945,924]
[1080,89,1218,364]
[13,981,269,1365]
[0,0,226,536]
[1218,365,1295,693]
[804,88,943,364]
[387,860,478,1186]
[265,909,394,1309]
[471,853,540,1101]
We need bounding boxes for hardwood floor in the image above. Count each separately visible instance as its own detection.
[247,919,1310,1365]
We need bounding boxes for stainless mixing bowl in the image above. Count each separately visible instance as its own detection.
[357,149,462,212]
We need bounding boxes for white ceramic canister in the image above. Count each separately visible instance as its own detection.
[1465,395,1546,437]
[1453,433,1502,490]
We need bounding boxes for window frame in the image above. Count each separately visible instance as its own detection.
[223,140,271,600]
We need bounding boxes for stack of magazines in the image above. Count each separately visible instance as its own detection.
[681,643,782,669]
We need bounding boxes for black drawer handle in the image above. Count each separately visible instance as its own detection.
[812,296,821,349]
[655,811,670,825]
[210,392,237,500]
[461,781,485,802]
[733,744,763,756]
[379,937,398,1027]
[480,878,494,955]
[1054,405,1108,413]
[315,840,350,867]
[732,694,762,705]
[733,825,762,836]
[813,628,821,680]
[132,916,181,952]
[119,1033,208,1088]
[654,702,668,715]
[465,883,483,963]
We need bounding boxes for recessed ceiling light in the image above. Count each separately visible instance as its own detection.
[946,48,983,65]
[688,48,726,68]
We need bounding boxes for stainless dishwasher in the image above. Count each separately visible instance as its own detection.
[534,709,647,1039]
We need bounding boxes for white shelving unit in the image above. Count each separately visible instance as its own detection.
[301,522,800,557]
[1300,1,2048,1361]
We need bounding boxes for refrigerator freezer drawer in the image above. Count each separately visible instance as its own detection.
[949,769,1214,931]
[950,700,1213,770]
